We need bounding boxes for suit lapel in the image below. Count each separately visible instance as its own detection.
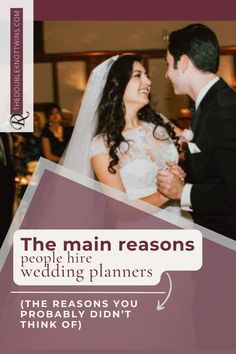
[192,78,228,139]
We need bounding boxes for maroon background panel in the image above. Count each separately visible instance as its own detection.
[34,0,236,20]
[0,170,236,353]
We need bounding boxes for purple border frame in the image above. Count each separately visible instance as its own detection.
[34,0,236,20]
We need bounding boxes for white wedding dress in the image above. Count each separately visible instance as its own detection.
[90,121,183,215]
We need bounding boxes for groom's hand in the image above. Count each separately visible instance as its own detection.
[157,169,184,200]
[166,161,186,181]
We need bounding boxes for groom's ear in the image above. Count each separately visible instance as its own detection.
[179,54,190,74]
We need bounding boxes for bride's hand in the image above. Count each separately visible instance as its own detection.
[166,161,186,182]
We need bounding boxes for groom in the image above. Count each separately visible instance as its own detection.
[158,23,236,240]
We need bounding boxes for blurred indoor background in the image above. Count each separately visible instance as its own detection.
[34,21,236,125]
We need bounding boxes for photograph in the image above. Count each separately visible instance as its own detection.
[1,1,236,353]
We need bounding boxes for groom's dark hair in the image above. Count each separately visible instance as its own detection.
[168,23,220,73]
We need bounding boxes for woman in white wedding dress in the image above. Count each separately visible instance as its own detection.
[63,53,191,214]
[89,54,187,212]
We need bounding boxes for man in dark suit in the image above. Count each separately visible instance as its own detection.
[158,23,236,240]
[0,133,15,247]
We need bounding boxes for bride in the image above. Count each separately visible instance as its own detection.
[62,54,190,212]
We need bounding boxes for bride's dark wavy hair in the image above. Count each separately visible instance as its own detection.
[96,53,180,173]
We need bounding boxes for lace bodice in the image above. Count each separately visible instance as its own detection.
[90,122,179,200]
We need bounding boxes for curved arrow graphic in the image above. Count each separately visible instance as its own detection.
[156,272,172,311]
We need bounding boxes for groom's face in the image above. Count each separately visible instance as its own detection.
[165,51,185,95]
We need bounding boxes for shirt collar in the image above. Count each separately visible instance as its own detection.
[195,76,220,110]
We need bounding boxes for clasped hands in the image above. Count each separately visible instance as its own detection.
[157,162,185,200]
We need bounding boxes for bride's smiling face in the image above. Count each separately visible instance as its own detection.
[123,61,151,109]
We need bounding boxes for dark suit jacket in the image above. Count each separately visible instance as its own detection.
[184,78,236,239]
